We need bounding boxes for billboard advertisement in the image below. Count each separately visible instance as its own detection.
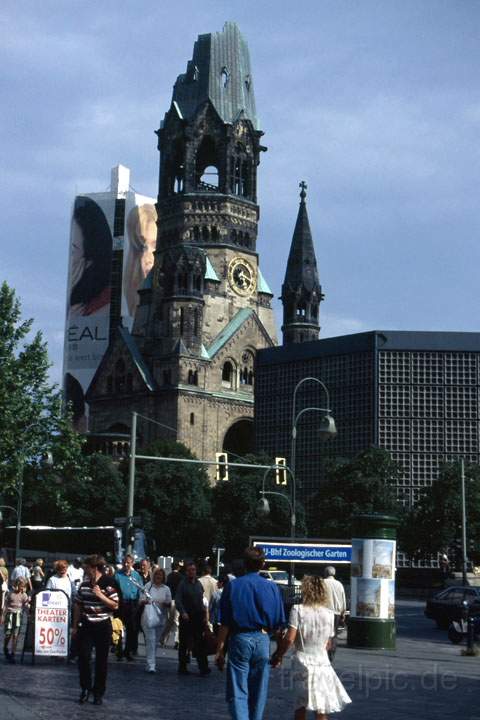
[121,195,157,330]
[64,194,115,431]
[63,171,156,430]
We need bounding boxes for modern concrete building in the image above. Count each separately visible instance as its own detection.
[255,330,480,520]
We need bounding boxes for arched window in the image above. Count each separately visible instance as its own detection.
[296,302,307,318]
[179,308,184,335]
[193,226,200,242]
[187,369,198,386]
[202,226,210,241]
[196,136,219,191]
[240,350,254,388]
[190,412,195,426]
[221,67,229,88]
[178,272,188,291]
[115,359,126,393]
[222,361,234,388]
[200,166,218,187]
[211,226,219,241]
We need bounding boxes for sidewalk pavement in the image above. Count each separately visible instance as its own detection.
[0,601,479,720]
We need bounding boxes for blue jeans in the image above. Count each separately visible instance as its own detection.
[226,631,270,720]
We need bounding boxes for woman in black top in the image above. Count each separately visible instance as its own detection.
[72,555,119,706]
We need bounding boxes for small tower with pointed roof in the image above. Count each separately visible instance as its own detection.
[281,181,324,345]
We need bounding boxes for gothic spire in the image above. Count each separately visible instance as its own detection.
[281,182,324,345]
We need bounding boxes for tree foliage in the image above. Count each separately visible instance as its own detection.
[130,439,213,557]
[0,281,66,490]
[400,462,480,564]
[309,447,402,539]
[211,454,307,561]
[0,282,87,503]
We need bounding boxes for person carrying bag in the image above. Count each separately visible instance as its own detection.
[139,568,172,673]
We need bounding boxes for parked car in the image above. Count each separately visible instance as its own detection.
[424,586,480,629]
[259,569,301,587]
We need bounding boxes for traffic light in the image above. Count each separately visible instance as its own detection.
[275,457,287,485]
[215,452,229,482]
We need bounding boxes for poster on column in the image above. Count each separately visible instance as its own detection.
[350,539,396,620]
[34,590,69,657]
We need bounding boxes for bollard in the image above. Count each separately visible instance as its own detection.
[347,513,399,650]
[466,610,475,654]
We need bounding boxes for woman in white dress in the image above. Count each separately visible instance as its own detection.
[140,568,172,673]
[271,575,351,720]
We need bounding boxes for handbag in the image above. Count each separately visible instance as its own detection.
[143,602,163,630]
[203,626,218,656]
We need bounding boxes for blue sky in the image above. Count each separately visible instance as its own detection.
[2,1,480,384]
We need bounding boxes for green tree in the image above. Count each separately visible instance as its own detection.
[401,462,480,564]
[309,447,402,539]
[0,281,92,533]
[19,452,126,527]
[212,454,307,560]
[129,439,213,557]
[0,282,87,501]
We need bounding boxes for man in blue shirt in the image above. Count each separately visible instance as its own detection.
[114,554,142,660]
[216,546,285,720]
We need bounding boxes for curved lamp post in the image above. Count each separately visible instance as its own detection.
[258,466,296,537]
[290,377,336,581]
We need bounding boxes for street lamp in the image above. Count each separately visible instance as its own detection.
[258,466,296,536]
[257,465,297,586]
[291,376,337,484]
[290,376,336,580]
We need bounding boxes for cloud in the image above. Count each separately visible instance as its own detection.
[321,312,370,339]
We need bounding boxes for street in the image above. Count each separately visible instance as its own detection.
[1,601,479,720]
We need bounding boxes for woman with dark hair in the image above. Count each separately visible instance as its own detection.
[69,197,113,316]
[72,555,119,705]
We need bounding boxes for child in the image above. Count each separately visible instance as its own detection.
[1,578,30,663]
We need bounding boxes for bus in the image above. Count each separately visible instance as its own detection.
[0,525,147,567]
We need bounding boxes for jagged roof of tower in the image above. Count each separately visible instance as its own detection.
[282,183,320,294]
[171,22,258,130]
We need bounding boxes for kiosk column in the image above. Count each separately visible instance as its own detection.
[347,514,398,650]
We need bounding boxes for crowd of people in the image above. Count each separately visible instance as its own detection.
[0,549,351,720]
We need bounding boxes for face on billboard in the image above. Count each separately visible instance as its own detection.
[123,203,157,320]
[69,197,113,317]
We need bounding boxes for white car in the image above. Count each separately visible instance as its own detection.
[260,569,301,587]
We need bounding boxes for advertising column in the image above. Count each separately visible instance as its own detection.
[347,514,399,650]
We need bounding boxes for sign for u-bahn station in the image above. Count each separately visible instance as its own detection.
[252,538,352,564]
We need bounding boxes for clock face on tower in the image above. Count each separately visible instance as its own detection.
[228,257,257,296]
